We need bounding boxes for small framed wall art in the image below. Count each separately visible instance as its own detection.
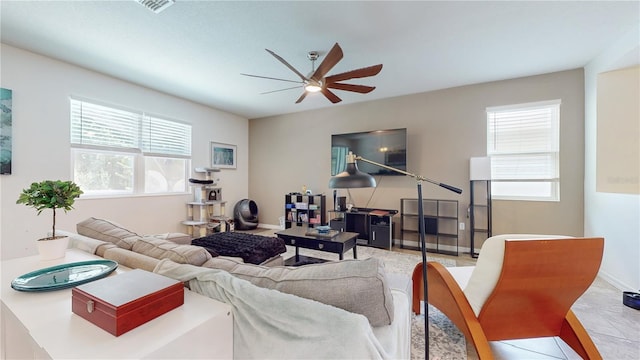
[210,141,237,169]
[1,87,13,175]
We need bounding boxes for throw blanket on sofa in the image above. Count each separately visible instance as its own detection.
[192,232,286,265]
[154,259,392,359]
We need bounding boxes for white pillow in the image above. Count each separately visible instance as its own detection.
[463,234,572,316]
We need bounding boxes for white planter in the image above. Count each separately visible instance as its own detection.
[37,236,69,260]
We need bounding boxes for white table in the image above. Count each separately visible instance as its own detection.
[1,249,233,359]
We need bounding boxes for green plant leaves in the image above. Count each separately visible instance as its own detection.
[17,180,82,212]
[16,180,83,238]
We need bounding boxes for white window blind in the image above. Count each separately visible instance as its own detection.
[70,99,191,157]
[70,100,140,150]
[142,115,191,157]
[486,100,560,201]
[70,98,191,196]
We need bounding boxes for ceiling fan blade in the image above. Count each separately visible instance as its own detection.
[295,92,308,104]
[324,64,383,83]
[241,73,303,84]
[310,43,344,82]
[326,83,376,94]
[261,85,304,95]
[265,48,309,82]
[321,88,342,103]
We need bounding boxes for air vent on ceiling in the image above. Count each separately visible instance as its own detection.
[136,0,175,14]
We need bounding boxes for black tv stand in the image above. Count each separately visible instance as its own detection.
[329,208,397,250]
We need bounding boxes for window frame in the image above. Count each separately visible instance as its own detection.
[486,99,561,202]
[70,97,192,198]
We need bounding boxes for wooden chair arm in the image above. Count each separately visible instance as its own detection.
[560,310,603,360]
[413,262,494,359]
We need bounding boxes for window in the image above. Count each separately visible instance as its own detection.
[486,100,560,201]
[70,98,191,197]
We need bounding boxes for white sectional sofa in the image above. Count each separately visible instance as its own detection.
[59,218,413,359]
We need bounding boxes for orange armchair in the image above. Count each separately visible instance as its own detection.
[412,235,604,359]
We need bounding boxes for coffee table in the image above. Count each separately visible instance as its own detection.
[276,227,359,266]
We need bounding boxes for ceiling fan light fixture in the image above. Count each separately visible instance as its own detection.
[304,79,323,92]
[305,83,322,93]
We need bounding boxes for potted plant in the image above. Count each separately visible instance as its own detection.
[16,180,83,259]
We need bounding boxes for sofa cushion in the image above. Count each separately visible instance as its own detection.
[55,229,113,255]
[201,256,394,326]
[76,217,140,250]
[132,237,213,266]
[150,232,192,245]
[103,247,159,273]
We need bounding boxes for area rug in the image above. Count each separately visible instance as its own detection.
[412,307,467,360]
[281,245,467,359]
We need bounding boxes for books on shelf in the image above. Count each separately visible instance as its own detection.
[309,215,321,224]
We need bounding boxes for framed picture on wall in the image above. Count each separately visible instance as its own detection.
[210,142,237,169]
[1,88,13,175]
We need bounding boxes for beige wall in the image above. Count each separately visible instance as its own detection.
[249,69,585,251]
[0,44,249,260]
[596,66,639,194]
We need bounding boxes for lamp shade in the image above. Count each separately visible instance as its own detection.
[470,157,492,180]
[328,162,377,188]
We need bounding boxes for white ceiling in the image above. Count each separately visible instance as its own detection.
[1,1,638,119]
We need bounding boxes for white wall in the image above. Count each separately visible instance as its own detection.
[584,25,640,291]
[0,44,249,260]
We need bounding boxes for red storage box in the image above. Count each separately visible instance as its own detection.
[72,269,184,336]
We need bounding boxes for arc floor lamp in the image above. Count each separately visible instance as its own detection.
[329,151,462,359]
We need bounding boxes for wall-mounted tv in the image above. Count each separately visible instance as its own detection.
[331,128,407,176]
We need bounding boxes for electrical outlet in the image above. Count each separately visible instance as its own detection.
[459,222,465,231]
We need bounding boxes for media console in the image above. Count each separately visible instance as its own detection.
[329,208,398,250]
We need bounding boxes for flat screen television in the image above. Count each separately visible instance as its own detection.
[331,128,407,176]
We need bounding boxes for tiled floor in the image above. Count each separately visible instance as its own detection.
[571,277,640,359]
[403,246,640,359]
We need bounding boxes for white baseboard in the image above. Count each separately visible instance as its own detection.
[597,270,636,292]
[257,223,282,230]
[395,239,472,256]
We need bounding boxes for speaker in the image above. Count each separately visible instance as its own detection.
[336,196,346,211]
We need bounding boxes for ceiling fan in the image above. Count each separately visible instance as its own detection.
[241,43,383,104]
